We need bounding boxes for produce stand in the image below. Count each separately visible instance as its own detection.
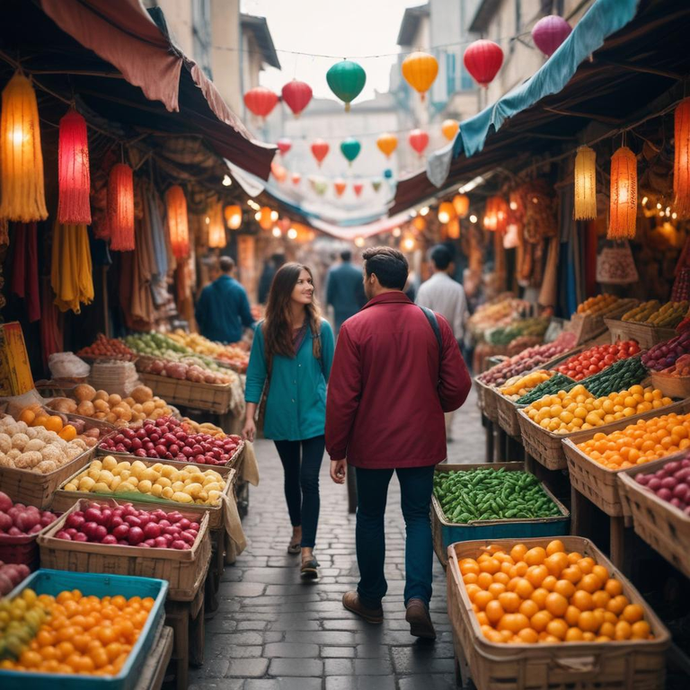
[605,318,676,349]
[566,299,637,345]
[650,370,690,399]
[447,536,670,690]
[138,372,233,415]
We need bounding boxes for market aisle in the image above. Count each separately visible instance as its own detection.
[190,389,484,690]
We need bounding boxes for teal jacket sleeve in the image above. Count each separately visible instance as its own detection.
[245,325,267,404]
[320,320,335,383]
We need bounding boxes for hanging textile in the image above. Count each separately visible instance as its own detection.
[10,222,40,322]
[39,276,63,369]
[142,182,169,307]
[50,223,94,313]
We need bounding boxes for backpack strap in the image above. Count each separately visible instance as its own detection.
[419,306,443,362]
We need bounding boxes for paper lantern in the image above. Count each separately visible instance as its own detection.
[377,133,397,158]
[107,164,134,251]
[408,129,429,156]
[257,206,274,231]
[371,179,382,193]
[243,87,278,118]
[334,180,347,197]
[484,196,508,233]
[271,161,287,182]
[413,216,426,231]
[166,186,189,259]
[608,146,637,239]
[447,219,460,240]
[573,145,597,221]
[453,194,469,218]
[438,202,455,224]
[58,109,91,224]
[0,72,48,222]
[532,15,572,57]
[314,180,328,196]
[281,80,312,117]
[340,138,361,165]
[224,204,242,230]
[442,119,459,141]
[674,97,690,218]
[353,182,364,197]
[207,201,226,248]
[463,40,503,87]
[291,172,301,185]
[277,138,292,155]
[311,139,329,166]
[326,60,366,111]
[401,52,438,101]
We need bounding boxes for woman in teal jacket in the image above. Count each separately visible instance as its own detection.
[243,263,334,578]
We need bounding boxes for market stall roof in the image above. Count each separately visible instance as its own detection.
[22,0,276,180]
[241,14,281,69]
[391,0,689,215]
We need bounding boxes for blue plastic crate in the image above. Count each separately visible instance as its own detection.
[1,569,168,690]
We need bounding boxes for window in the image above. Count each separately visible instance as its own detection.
[192,0,212,79]
[460,63,474,91]
[446,53,457,97]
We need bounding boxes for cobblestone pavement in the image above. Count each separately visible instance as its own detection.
[190,389,485,689]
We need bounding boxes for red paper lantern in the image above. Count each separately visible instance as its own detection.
[166,185,189,259]
[58,110,91,224]
[353,182,363,197]
[107,163,134,251]
[674,98,690,218]
[271,161,287,182]
[291,172,302,185]
[311,139,330,167]
[334,180,347,197]
[463,40,504,87]
[243,87,278,118]
[277,138,292,155]
[408,129,429,156]
[532,15,572,57]
[281,80,313,117]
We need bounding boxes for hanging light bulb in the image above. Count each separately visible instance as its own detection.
[469,214,478,224]
[270,210,279,222]
[287,227,298,240]
[419,206,430,216]
[272,227,282,237]
[573,145,597,220]
[608,146,637,239]
[222,174,232,187]
[402,237,415,251]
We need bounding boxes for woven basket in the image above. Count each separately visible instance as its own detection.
[496,394,525,438]
[475,379,499,423]
[567,300,637,345]
[604,319,676,349]
[649,371,690,399]
[138,373,232,414]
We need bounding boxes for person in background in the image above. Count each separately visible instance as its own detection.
[416,244,469,442]
[326,249,367,335]
[326,247,471,639]
[195,256,255,344]
[258,253,286,305]
[243,263,335,579]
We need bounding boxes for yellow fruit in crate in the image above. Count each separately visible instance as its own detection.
[162,486,174,499]
[151,484,163,497]
[78,476,96,492]
[138,480,152,494]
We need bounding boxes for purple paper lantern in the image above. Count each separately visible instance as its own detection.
[532,15,572,57]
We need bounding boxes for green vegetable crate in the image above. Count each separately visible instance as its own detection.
[431,463,569,567]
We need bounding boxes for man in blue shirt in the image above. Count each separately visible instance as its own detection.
[195,256,255,343]
[326,250,367,335]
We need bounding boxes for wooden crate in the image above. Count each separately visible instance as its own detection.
[567,300,638,345]
[475,378,499,423]
[650,371,690,399]
[138,373,232,414]
[495,394,525,438]
[447,536,670,690]
[617,455,690,579]
[562,400,690,517]
[516,409,569,471]
[38,498,212,601]
[432,463,569,567]
[134,626,173,690]
[604,319,676,349]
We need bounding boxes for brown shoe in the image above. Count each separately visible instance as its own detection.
[406,599,436,640]
[342,591,383,624]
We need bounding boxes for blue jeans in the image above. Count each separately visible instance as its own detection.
[355,465,435,609]
[274,436,325,548]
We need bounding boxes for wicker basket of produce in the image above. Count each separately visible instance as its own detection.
[447,536,670,690]
[495,371,553,439]
[605,319,677,349]
[138,372,232,415]
[474,378,499,423]
[568,297,637,344]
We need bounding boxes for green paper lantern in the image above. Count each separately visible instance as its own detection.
[327,60,366,112]
[340,138,361,166]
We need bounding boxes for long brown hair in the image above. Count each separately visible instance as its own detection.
[264,263,322,359]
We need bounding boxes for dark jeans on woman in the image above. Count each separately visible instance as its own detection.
[274,435,325,548]
[355,465,435,609]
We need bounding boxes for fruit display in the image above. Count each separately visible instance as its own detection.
[0,415,92,474]
[166,330,249,372]
[555,341,640,381]
[458,539,653,644]
[0,564,31,597]
[576,411,690,469]
[507,336,543,356]
[124,332,189,357]
[98,415,241,466]
[54,502,201,549]
[468,296,530,336]
[137,358,232,385]
[0,492,57,538]
[525,385,672,434]
[576,356,647,398]
[499,371,553,402]
[638,301,689,328]
[477,333,577,387]
[656,354,690,376]
[63,456,227,505]
[486,318,549,347]
[621,301,661,322]
[516,374,577,405]
[50,383,174,427]
[642,331,690,371]
[634,455,690,516]
[181,418,227,439]
[434,468,561,522]
[0,588,153,675]
[575,294,620,316]
[77,335,136,361]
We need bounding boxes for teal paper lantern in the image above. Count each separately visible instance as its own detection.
[327,60,366,112]
[340,138,361,166]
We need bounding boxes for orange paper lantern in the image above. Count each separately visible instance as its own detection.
[674,97,690,218]
[438,202,455,224]
[257,206,274,231]
[452,194,469,218]
[442,119,459,141]
[401,52,438,101]
[377,133,398,158]
[608,146,637,239]
[484,196,508,232]
[573,145,597,221]
[224,204,242,230]
[166,186,189,259]
[58,109,91,224]
[208,201,226,248]
[107,163,134,251]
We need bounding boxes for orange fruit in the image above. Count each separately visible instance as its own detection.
[546,618,568,640]
[578,574,603,593]
[572,590,595,612]
[474,591,494,611]
[476,612,489,626]
[484,628,504,643]
[479,558,501,575]
[622,604,644,624]
[59,425,78,442]
[34,414,50,429]
[561,566,583,584]
[460,560,480,576]
[519,599,539,619]
[595,635,612,642]
[604,579,623,597]
[592,565,609,582]
[493,572,510,586]
[578,611,599,633]
[485,600,504,625]
[498,613,530,633]
[509,562,529,578]
[525,565,549,588]
[567,552,583,564]
[19,408,35,425]
[465,584,481,602]
[565,605,581,627]
[544,553,569,577]
[631,621,651,639]
[19,650,42,669]
[553,580,576,599]
[477,572,494,590]
[510,544,527,562]
[541,634,562,644]
[565,627,584,642]
[607,595,629,615]
[514,579,535,600]
[517,628,539,644]
[542,576,557,592]
[545,592,568,617]
[498,592,521,613]
[546,540,566,556]
[488,583,506,598]
[524,547,547,566]
[577,557,595,574]
[592,591,611,609]
[614,620,632,640]
[600,622,616,638]
[463,573,478,585]
[531,588,549,609]
[45,415,64,433]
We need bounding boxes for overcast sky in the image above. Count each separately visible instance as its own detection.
[241,0,423,102]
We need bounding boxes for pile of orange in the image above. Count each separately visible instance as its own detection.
[19,406,77,442]
[459,540,653,645]
[577,411,690,470]
[0,589,153,676]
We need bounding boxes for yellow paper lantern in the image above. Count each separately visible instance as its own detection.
[224,204,242,230]
[438,202,455,224]
[452,194,469,218]
[574,145,597,221]
[0,72,48,221]
[376,133,398,158]
[608,146,637,239]
[442,119,459,141]
[401,52,438,101]
[674,98,690,219]
[207,201,226,248]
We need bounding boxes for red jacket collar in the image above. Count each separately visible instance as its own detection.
[362,291,412,310]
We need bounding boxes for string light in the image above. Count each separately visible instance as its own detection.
[392,227,401,237]
[272,227,282,237]
[222,174,232,187]
[419,206,430,216]
[287,227,298,239]
[354,236,364,247]
[469,214,478,223]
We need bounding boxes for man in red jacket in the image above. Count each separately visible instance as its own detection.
[326,246,471,639]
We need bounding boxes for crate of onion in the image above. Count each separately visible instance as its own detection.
[38,498,211,601]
